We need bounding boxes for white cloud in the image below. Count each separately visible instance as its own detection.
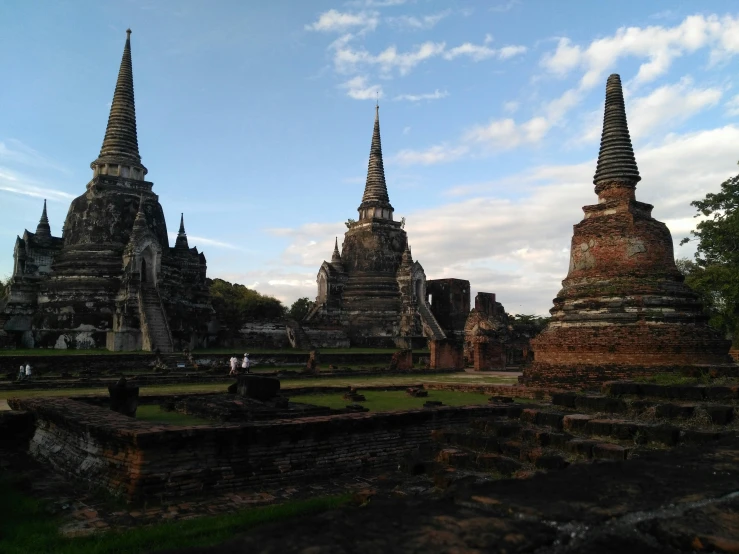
[540,14,739,90]
[386,10,450,30]
[265,125,739,312]
[402,126,411,134]
[167,232,242,250]
[392,144,469,166]
[0,139,70,174]
[489,0,520,13]
[443,43,526,62]
[305,9,379,33]
[339,75,383,100]
[627,77,723,139]
[393,89,448,102]
[503,100,519,113]
[725,93,739,116]
[331,38,526,76]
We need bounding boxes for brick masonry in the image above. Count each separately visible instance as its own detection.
[10,397,504,503]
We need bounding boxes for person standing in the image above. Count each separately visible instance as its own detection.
[228,356,238,376]
[24,362,32,381]
[18,364,25,381]
[242,353,250,374]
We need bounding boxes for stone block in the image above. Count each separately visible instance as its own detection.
[521,428,551,446]
[592,443,627,461]
[562,414,594,433]
[236,375,280,401]
[565,439,597,458]
[602,381,642,396]
[535,412,565,430]
[681,429,729,444]
[654,403,695,420]
[585,419,615,436]
[705,386,739,401]
[644,424,681,446]
[534,454,569,470]
[551,392,577,408]
[108,378,139,417]
[704,405,734,425]
[672,386,706,401]
[475,453,522,475]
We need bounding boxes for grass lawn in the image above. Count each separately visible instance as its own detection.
[0,347,430,357]
[0,373,517,401]
[0,349,149,357]
[0,475,350,554]
[290,389,493,412]
[135,405,213,426]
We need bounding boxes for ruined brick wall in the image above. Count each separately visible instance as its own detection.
[11,398,502,502]
[523,362,738,390]
[429,339,464,370]
[426,279,470,338]
[532,324,733,366]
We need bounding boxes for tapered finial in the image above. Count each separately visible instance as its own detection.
[35,199,51,237]
[593,74,641,190]
[91,29,147,176]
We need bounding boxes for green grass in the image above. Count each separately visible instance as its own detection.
[0,475,350,554]
[0,373,518,401]
[135,405,213,426]
[0,349,149,357]
[290,389,493,412]
[0,347,431,357]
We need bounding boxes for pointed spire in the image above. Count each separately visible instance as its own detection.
[358,104,393,219]
[35,199,51,238]
[593,74,641,191]
[91,29,147,177]
[401,242,413,266]
[133,195,147,230]
[175,213,189,249]
[331,237,342,265]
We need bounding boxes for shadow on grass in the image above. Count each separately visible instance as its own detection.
[0,475,350,554]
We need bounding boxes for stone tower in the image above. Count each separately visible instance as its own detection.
[524,74,735,388]
[303,106,443,347]
[1,30,214,351]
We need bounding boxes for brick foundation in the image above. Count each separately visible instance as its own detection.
[429,339,464,370]
[10,397,503,503]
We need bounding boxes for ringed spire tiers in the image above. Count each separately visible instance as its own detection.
[35,199,51,238]
[358,104,394,221]
[593,74,640,193]
[175,213,190,249]
[91,28,148,180]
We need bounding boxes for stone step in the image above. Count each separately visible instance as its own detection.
[553,392,735,425]
[602,381,739,402]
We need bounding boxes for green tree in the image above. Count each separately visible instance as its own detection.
[680,164,739,344]
[288,297,314,321]
[208,278,285,335]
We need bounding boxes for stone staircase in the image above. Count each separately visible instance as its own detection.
[418,302,446,340]
[140,285,173,353]
[285,319,313,350]
[414,381,738,485]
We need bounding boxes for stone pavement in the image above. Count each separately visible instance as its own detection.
[159,438,739,554]
[0,443,434,538]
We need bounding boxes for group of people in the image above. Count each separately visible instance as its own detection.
[17,362,32,381]
[229,354,250,376]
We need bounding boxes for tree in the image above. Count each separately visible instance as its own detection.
[288,297,314,321]
[680,164,739,344]
[208,278,285,335]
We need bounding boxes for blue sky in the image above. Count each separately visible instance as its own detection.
[2,1,739,316]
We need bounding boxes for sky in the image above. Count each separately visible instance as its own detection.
[2,1,739,317]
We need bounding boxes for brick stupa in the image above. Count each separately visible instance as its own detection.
[524,74,735,388]
[0,31,214,351]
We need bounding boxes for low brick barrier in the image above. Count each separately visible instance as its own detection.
[9,397,503,503]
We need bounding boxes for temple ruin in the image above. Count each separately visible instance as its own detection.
[302,105,446,348]
[524,74,736,387]
[0,30,214,352]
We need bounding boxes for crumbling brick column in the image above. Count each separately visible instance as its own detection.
[473,339,506,371]
[389,349,413,370]
[429,339,464,370]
